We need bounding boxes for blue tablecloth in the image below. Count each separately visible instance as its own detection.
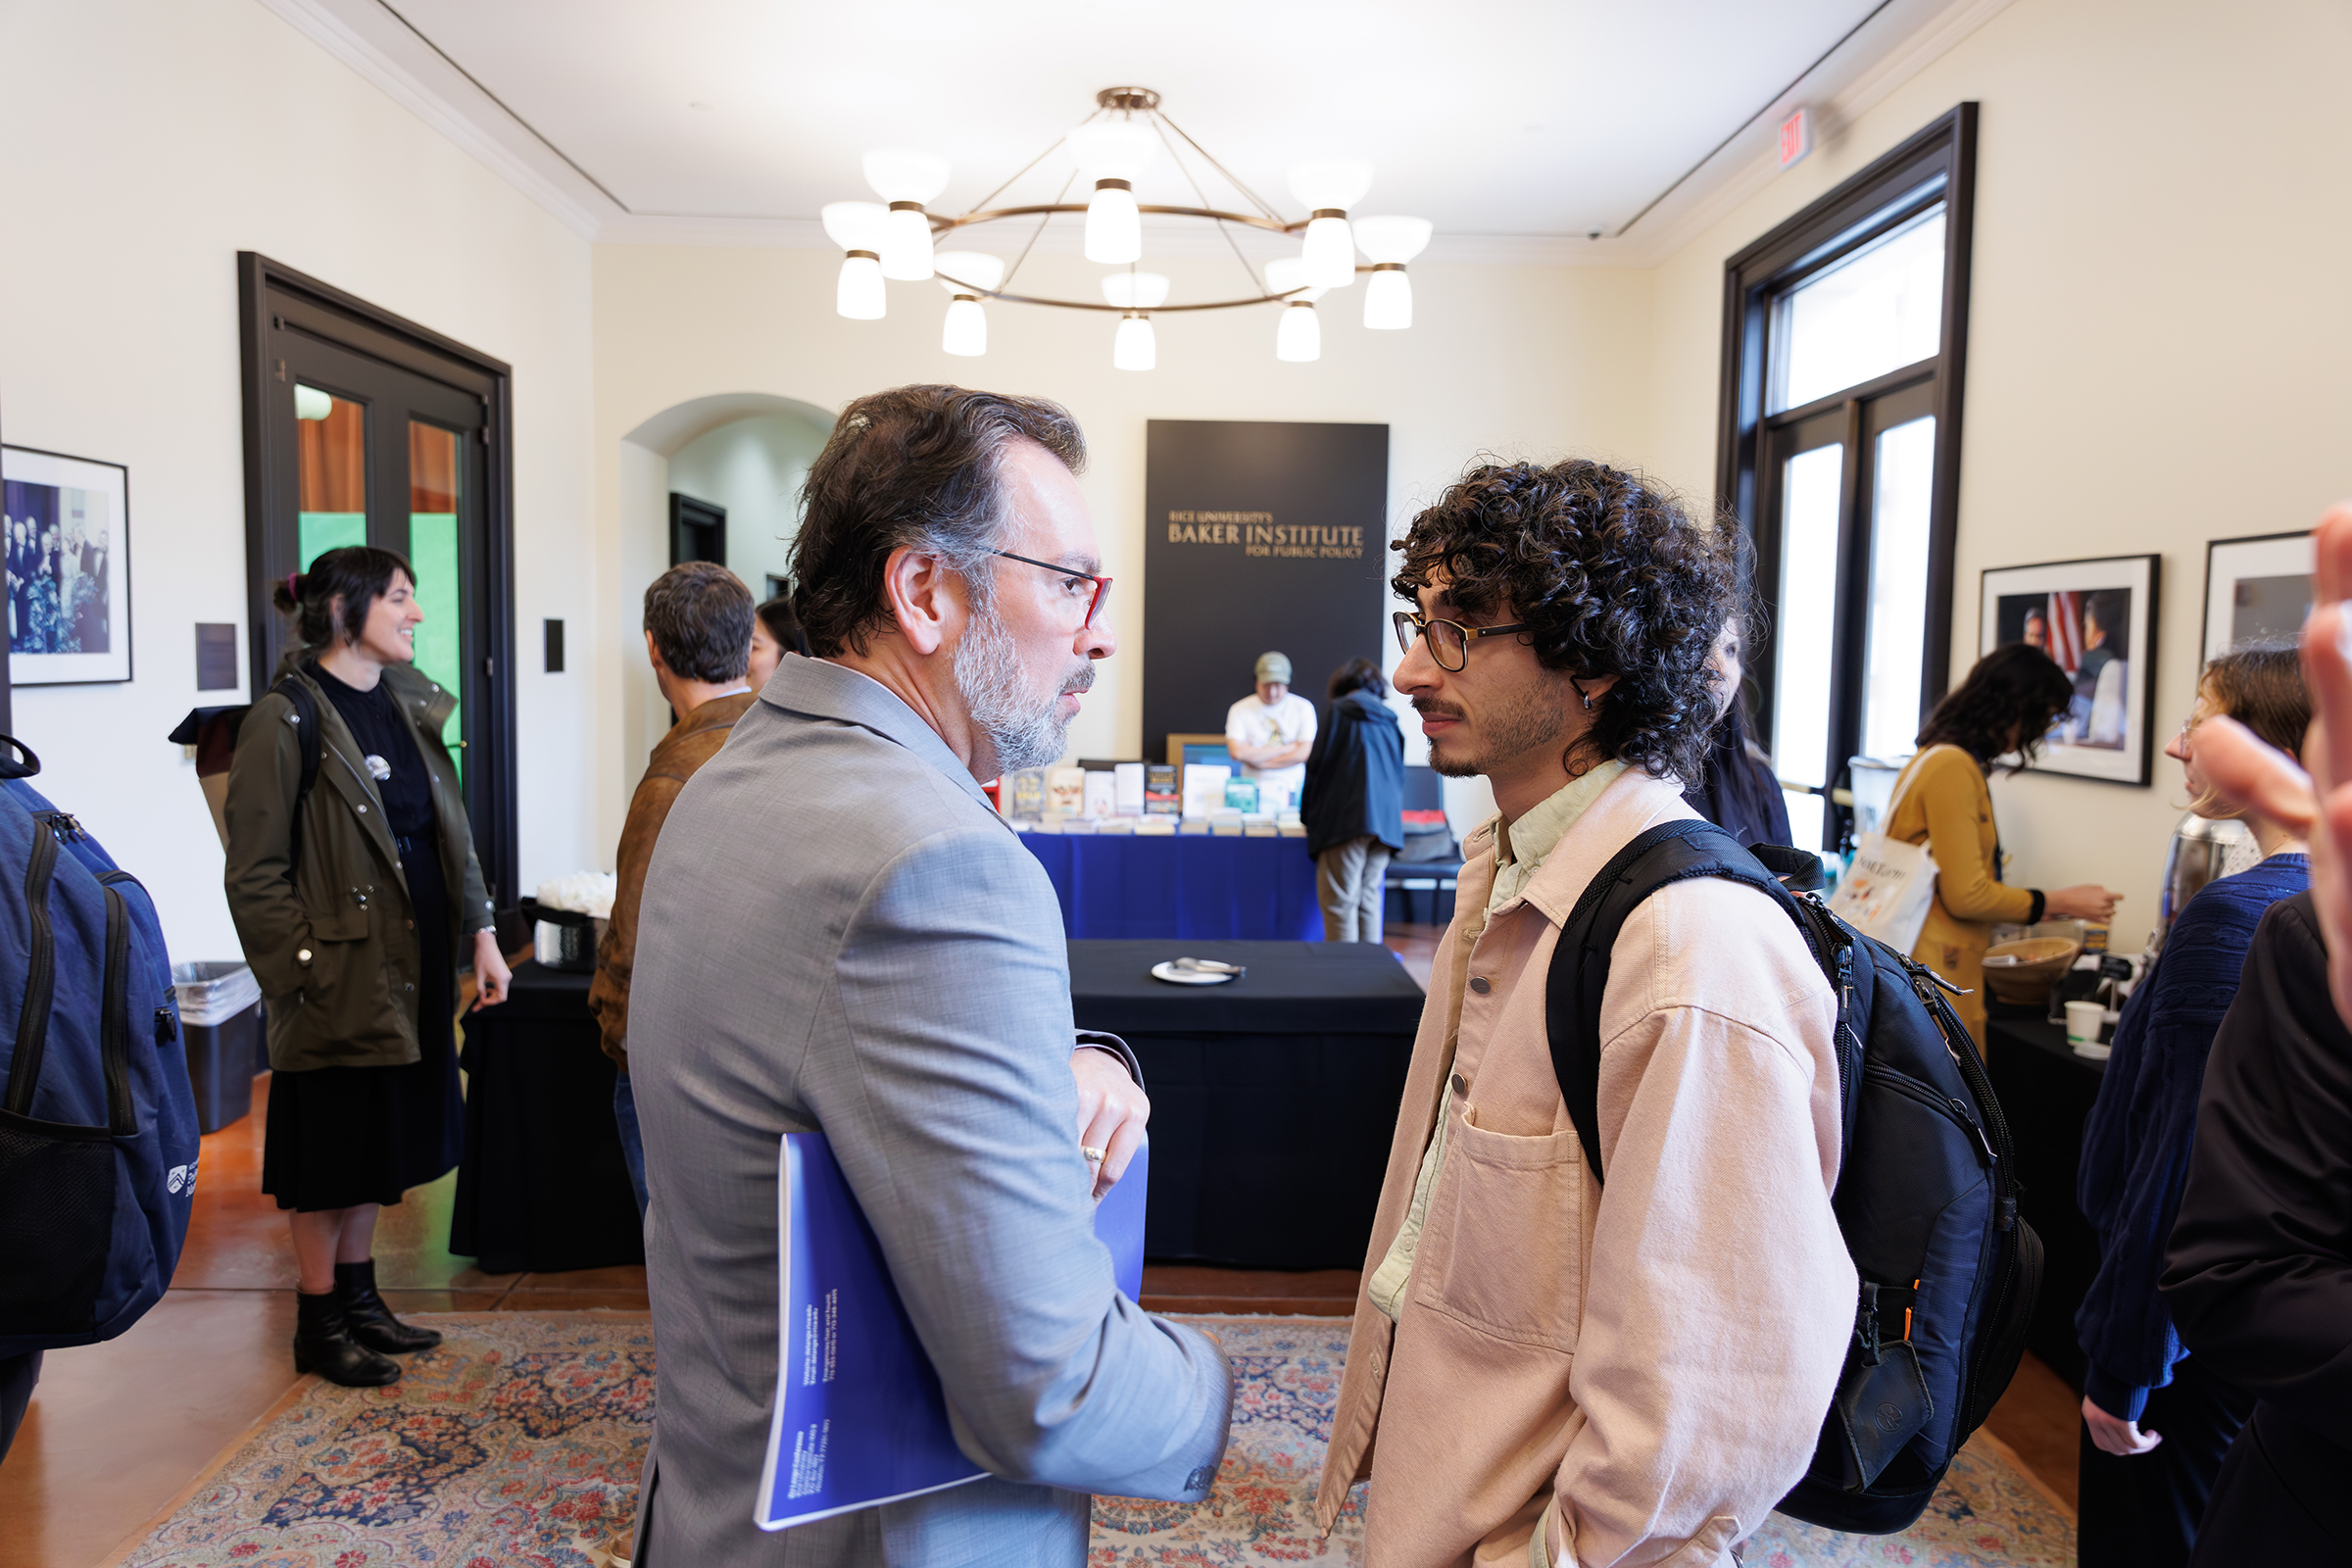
[1017,832,1322,940]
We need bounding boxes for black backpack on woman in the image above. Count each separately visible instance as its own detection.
[1545,819,2041,1533]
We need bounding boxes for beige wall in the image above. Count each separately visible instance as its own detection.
[11,0,2346,953]
[589,244,1658,854]
[1642,0,2352,949]
[0,0,597,959]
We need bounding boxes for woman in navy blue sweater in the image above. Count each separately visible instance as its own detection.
[2075,639,2311,1566]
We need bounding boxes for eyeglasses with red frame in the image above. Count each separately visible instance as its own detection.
[992,549,1112,627]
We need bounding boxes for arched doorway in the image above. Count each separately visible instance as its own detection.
[615,393,834,784]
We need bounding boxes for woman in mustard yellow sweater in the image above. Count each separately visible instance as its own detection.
[1885,644,2123,1045]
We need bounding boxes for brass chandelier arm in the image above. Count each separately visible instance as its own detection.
[933,203,1304,236]
[937,273,1313,312]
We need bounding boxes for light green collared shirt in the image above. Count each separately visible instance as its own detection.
[1367,760,1631,1321]
[1488,760,1630,916]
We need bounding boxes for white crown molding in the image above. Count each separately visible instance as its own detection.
[260,0,2015,267]
[1599,0,2019,267]
[252,0,612,239]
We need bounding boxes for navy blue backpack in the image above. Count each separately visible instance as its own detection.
[0,736,199,1356]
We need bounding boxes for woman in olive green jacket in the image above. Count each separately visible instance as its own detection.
[1886,644,2123,1046]
[223,546,510,1387]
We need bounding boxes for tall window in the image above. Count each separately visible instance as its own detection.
[1718,106,1977,849]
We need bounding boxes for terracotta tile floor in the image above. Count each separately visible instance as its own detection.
[0,939,2080,1564]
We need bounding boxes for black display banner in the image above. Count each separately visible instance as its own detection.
[1142,420,1390,760]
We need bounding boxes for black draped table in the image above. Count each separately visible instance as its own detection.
[1986,1005,2108,1388]
[450,959,646,1275]
[1067,939,1427,1270]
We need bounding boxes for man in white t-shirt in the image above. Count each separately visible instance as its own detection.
[1225,651,1317,812]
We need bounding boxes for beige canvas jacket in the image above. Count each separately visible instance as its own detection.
[1312,767,1855,1567]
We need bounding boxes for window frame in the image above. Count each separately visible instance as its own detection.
[237,252,519,907]
[1716,104,1978,842]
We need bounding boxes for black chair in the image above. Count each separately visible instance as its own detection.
[1386,765,1462,926]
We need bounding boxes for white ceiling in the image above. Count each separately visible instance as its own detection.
[270,0,2015,261]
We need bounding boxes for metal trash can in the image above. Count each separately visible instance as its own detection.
[173,962,265,1135]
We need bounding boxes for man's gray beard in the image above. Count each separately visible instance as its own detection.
[954,607,1085,774]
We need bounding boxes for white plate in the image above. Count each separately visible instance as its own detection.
[1151,961,1237,986]
[2070,1040,2112,1060]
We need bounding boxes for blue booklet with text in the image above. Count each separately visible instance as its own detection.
[756,1131,1149,1531]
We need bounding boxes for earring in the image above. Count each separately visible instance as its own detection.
[1570,676,1595,711]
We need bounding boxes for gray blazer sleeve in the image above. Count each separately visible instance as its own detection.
[806,820,1230,1499]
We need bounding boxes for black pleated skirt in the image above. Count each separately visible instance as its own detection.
[263,827,465,1212]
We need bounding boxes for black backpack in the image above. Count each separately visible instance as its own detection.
[1545,819,2041,1535]
[170,674,322,868]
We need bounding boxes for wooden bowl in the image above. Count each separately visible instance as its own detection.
[1981,936,2081,1004]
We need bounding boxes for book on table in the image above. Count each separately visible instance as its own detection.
[1143,763,1180,815]
[757,1131,1149,1531]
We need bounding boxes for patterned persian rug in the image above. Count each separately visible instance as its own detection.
[117,1312,2073,1568]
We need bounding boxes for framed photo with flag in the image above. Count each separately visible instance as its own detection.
[1980,554,2160,786]
[4,445,131,685]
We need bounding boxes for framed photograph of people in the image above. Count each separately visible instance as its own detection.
[2202,531,2313,664]
[1980,554,2159,785]
[4,446,131,684]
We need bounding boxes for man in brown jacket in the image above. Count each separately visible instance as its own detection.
[1315,461,1853,1567]
[590,562,760,1216]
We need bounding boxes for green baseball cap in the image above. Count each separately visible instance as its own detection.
[1254,652,1293,685]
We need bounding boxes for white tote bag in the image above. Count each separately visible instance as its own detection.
[1827,749,1948,955]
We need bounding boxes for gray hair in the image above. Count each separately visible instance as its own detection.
[787,385,1087,658]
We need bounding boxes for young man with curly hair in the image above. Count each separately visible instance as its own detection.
[1312,460,1854,1567]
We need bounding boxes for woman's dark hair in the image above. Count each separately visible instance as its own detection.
[1916,643,2075,769]
[643,562,754,683]
[1392,457,1736,781]
[788,385,1087,658]
[1329,657,1387,701]
[756,596,812,658]
[2202,637,2310,761]
[273,545,416,651]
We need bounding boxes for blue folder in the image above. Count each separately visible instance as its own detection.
[756,1131,1150,1530]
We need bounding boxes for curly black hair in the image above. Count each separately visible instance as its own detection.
[1916,643,2074,769]
[1393,458,1735,782]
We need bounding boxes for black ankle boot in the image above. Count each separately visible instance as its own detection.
[335,1259,443,1354]
[293,1289,401,1386]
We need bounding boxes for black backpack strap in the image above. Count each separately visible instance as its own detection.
[268,677,322,882]
[0,735,39,780]
[99,885,136,1135]
[1545,819,1811,1184]
[3,813,64,1116]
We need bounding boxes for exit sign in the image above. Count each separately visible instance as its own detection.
[1778,107,1812,170]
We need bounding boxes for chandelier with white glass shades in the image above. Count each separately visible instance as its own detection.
[820,87,1434,369]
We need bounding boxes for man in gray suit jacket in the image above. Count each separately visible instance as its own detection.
[628,385,1232,1565]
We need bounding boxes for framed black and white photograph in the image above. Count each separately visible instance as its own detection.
[4,445,130,684]
[1981,553,2159,785]
[2202,530,2313,664]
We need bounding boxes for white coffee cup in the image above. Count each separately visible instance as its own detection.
[2065,1000,2106,1048]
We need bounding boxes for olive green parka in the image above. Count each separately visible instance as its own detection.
[222,655,494,1071]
